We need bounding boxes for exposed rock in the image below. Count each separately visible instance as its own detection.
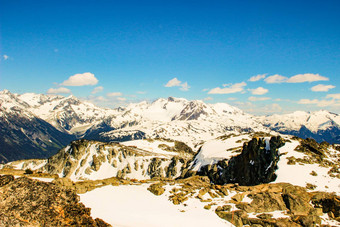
[0,176,110,226]
[147,158,164,178]
[198,136,285,186]
[91,155,101,171]
[44,139,91,177]
[282,184,313,216]
[311,192,340,221]
[148,183,165,196]
[0,174,14,187]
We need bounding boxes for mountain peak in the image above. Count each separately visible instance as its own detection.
[0,89,11,95]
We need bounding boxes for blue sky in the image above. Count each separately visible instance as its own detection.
[1,0,340,115]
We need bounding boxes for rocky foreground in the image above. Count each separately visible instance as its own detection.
[1,134,339,226]
[0,175,110,226]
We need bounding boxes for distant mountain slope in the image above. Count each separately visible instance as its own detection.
[89,97,266,147]
[258,110,340,144]
[18,92,117,136]
[0,90,76,163]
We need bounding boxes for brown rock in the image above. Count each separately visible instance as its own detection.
[0,177,110,226]
[0,175,14,187]
[147,183,165,196]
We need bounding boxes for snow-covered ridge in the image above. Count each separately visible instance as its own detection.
[0,90,266,144]
[2,89,340,146]
[259,110,340,133]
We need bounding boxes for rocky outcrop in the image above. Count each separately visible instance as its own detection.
[198,136,285,186]
[0,175,110,226]
[216,182,340,226]
[41,139,192,181]
[147,182,165,195]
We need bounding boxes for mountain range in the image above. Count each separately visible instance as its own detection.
[1,89,340,163]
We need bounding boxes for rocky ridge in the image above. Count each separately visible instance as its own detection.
[42,138,194,181]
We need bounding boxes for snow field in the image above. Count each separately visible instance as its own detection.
[79,184,232,227]
[275,139,340,195]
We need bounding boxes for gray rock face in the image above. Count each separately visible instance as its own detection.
[0,113,76,164]
[197,136,285,186]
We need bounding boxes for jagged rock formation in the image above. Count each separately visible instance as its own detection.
[0,175,110,226]
[196,136,285,186]
[42,139,192,181]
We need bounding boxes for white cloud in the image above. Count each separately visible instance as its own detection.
[165,78,182,87]
[208,82,246,94]
[47,87,71,94]
[117,97,127,101]
[61,72,98,86]
[180,82,190,91]
[203,97,213,101]
[326,93,340,100]
[264,74,288,84]
[287,73,329,83]
[249,87,268,95]
[248,74,266,82]
[107,92,122,97]
[263,103,282,113]
[310,84,335,92]
[3,55,9,60]
[298,98,338,107]
[248,96,270,101]
[274,98,291,102]
[165,77,190,91]
[137,91,146,94]
[228,97,237,101]
[298,99,319,105]
[94,96,107,101]
[91,86,104,94]
[87,96,107,102]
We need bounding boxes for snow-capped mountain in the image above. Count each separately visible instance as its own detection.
[88,97,266,147]
[18,92,117,136]
[258,110,340,144]
[0,90,76,163]
[6,90,267,146]
[1,89,340,163]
